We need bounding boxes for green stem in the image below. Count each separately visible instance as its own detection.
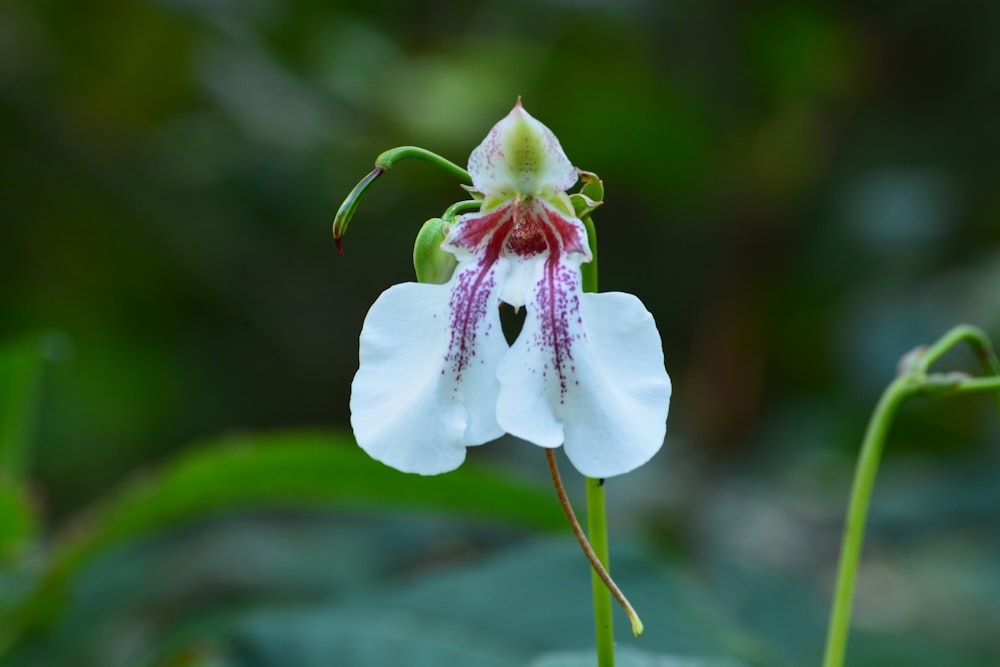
[917,324,993,370]
[914,324,1000,416]
[587,476,616,666]
[822,375,916,667]
[944,376,1000,393]
[332,147,471,252]
[579,218,643,665]
[441,199,482,222]
[822,324,1000,667]
[544,452,642,667]
[375,146,471,183]
[581,214,614,665]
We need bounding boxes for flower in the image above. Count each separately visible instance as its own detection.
[350,101,671,478]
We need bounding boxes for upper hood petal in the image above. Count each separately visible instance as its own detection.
[467,100,578,200]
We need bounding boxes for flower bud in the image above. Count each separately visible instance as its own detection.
[413,218,457,284]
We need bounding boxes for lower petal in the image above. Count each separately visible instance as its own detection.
[350,279,506,475]
[497,288,671,478]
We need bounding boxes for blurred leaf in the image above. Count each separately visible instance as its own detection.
[530,647,748,667]
[0,429,564,651]
[147,542,775,667]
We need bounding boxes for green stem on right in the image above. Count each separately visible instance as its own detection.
[821,375,915,667]
[914,324,1000,416]
[822,325,1000,667]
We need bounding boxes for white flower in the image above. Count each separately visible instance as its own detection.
[350,101,671,478]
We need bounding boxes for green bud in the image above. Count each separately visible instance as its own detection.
[570,170,604,220]
[413,218,457,284]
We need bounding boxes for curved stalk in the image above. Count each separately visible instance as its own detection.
[545,450,644,641]
[822,376,915,667]
[822,325,1000,667]
[332,147,471,253]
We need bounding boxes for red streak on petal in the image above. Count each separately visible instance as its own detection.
[451,206,512,252]
[445,213,516,384]
[539,205,588,255]
[533,222,583,404]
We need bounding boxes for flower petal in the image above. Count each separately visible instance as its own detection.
[350,262,507,474]
[467,101,578,199]
[496,262,671,477]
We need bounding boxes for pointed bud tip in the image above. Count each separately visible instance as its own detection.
[334,236,345,255]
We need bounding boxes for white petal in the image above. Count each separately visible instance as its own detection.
[350,264,507,474]
[497,253,544,309]
[497,268,671,477]
[562,292,671,477]
[468,102,578,198]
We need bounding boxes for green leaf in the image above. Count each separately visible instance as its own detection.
[148,541,774,667]
[0,429,563,651]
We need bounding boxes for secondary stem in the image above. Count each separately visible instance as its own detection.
[823,324,1000,667]
[822,376,915,667]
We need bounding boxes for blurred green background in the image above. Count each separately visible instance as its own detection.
[2,1,999,666]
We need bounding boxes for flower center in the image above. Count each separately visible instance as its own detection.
[505,199,548,257]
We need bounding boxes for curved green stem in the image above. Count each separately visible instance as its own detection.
[822,375,916,667]
[545,452,643,643]
[909,324,1000,417]
[822,325,1000,667]
[441,199,482,222]
[374,146,471,183]
[332,147,471,253]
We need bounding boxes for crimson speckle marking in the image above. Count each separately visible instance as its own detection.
[445,194,589,402]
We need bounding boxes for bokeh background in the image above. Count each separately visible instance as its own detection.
[2,1,999,666]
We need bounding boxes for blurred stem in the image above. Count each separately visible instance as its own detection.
[822,325,1000,667]
[0,338,49,480]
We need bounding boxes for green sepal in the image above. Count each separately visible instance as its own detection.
[570,170,605,220]
[413,218,457,284]
[578,169,604,201]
